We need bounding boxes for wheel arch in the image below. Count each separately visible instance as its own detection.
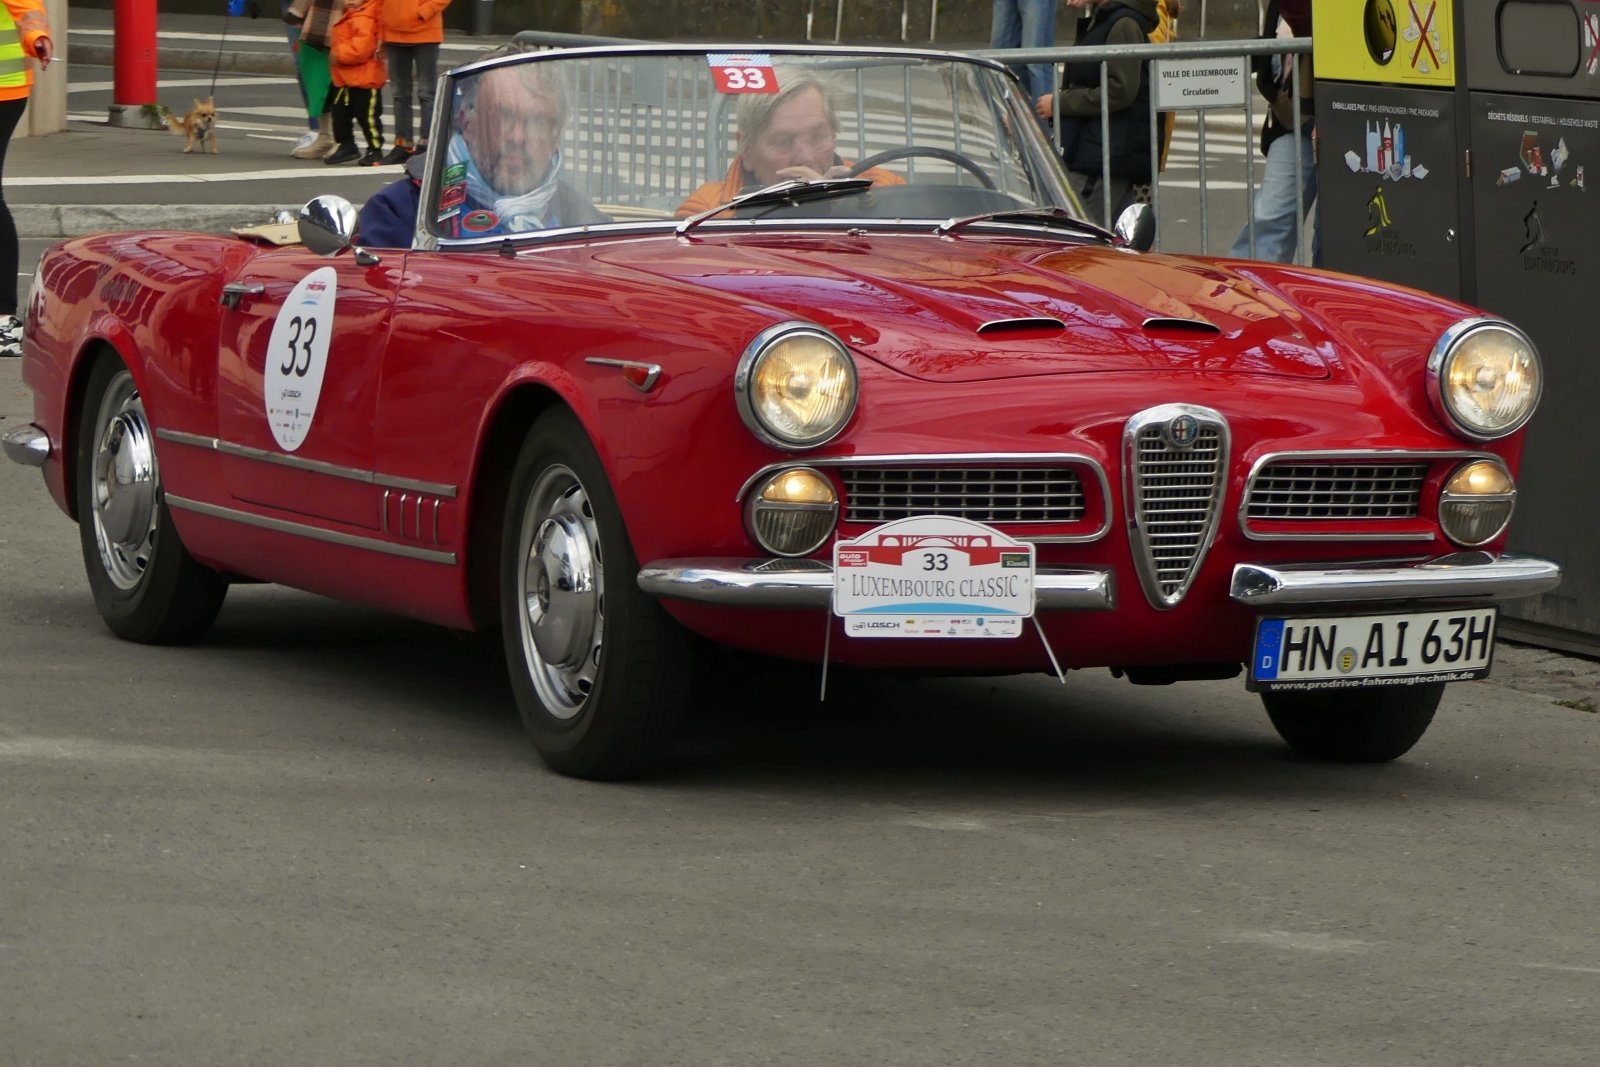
[462,381,567,631]
[60,332,141,523]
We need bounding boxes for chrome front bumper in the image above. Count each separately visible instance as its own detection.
[637,558,1116,610]
[1,424,49,468]
[1229,552,1562,606]
[638,552,1561,611]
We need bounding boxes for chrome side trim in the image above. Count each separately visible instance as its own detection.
[156,429,458,499]
[1426,317,1543,442]
[1123,404,1229,609]
[1,424,50,468]
[1237,448,1497,543]
[1229,552,1561,606]
[636,558,1115,610]
[165,494,458,565]
[734,452,1115,545]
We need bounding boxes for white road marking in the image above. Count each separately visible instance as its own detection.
[5,165,402,186]
[1523,962,1600,974]
[1223,930,1375,953]
[69,76,301,93]
[70,26,489,53]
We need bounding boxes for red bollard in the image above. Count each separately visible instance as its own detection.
[113,0,158,108]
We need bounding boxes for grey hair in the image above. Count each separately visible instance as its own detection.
[735,66,840,145]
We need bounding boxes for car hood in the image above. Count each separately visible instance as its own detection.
[594,236,1332,384]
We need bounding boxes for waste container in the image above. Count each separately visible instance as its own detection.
[1461,0,1600,650]
[1314,0,1466,297]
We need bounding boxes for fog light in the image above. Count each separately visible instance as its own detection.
[1439,460,1516,547]
[745,467,838,557]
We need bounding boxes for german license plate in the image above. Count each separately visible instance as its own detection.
[1248,608,1497,692]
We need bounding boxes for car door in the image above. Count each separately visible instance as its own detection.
[215,246,402,529]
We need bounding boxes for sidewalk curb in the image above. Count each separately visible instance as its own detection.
[17,203,298,239]
[73,42,297,77]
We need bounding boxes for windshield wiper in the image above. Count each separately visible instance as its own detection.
[935,207,1113,242]
[675,177,875,236]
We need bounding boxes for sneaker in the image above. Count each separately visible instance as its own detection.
[292,129,334,160]
[323,143,360,165]
[358,147,385,167]
[379,142,411,166]
[290,130,319,155]
[0,315,22,357]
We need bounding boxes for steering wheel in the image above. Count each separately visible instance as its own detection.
[847,146,998,191]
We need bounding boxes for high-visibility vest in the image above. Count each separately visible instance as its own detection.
[0,7,29,90]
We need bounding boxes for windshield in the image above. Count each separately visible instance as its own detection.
[430,48,1079,241]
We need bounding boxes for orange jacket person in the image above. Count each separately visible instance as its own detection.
[325,0,388,166]
[676,68,904,217]
[381,0,452,163]
[0,0,49,357]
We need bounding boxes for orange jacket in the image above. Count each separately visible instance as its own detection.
[0,0,49,102]
[675,157,906,217]
[381,0,450,45]
[330,0,386,89]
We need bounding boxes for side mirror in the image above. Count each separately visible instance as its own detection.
[298,195,359,257]
[1114,202,1155,253]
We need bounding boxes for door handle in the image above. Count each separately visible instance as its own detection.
[220,282,266,309]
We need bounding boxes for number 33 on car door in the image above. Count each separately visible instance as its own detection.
[264,266,337,453]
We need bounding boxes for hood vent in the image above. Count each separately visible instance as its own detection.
[1142,317,1221,336]
[976,316,1067,336]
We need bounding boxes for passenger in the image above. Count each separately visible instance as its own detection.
[675,69,905,217]
[440,60,608,238]
[357,151,426,248]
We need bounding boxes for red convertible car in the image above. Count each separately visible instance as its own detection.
[3,46,1560,778]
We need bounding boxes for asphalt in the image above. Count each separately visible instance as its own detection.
[1,353,1596,1064]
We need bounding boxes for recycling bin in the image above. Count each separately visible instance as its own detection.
[1314,0,1466,297]
[1462,0,1600,648]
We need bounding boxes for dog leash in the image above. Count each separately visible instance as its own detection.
[210,12,231,99]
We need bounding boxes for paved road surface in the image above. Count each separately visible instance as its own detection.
[1,357,1595,1064]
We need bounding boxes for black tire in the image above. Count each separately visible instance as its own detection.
[1261,683,1444,763]
[499,407,694,779]
[75,352,227,644]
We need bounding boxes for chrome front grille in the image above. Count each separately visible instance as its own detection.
[841,467,1086,525]
[1246,463,1427,520]
[1127,407,1227,607]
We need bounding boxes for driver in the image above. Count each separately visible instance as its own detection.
[442,59,609,237]
[675,68,905,217]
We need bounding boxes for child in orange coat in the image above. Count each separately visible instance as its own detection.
[326,0,387,166]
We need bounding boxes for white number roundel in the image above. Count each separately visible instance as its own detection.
[263,266,337,452]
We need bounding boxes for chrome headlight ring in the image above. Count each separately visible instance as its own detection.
[734,322,859,451]
[1426,317,1543,442]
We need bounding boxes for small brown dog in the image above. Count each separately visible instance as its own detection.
[166,98,218,154]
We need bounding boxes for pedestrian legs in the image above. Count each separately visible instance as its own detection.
[1069,170,1137,231]
[990,0,1058,103]
[328,87,384,164]
[388,43,440,149]
[1229,127,1320,264]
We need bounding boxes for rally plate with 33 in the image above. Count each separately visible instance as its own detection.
[1248,607,1497,692]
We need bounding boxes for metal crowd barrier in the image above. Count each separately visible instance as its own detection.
[506,30,1316,264]
[979,37,1315,261]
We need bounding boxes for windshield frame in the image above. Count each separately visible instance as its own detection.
[414,43,1084,252]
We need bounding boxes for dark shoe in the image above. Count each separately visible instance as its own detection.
[0,315,22,357]
[379,143,411,166]
[323,143,360,165]
[359,147,385,167]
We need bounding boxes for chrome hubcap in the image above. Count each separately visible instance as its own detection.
[517,466,604,719]
[91,372,159,591]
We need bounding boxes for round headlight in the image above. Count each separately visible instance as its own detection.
[744,466,839,557]
[735,324,858,449]
[1438,459,1517,547]
[1427,319,1542,440]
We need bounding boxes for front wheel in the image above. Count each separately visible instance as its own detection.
[499,408,694,779]
[75,353,227,644]
[1261,683,1444,763]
